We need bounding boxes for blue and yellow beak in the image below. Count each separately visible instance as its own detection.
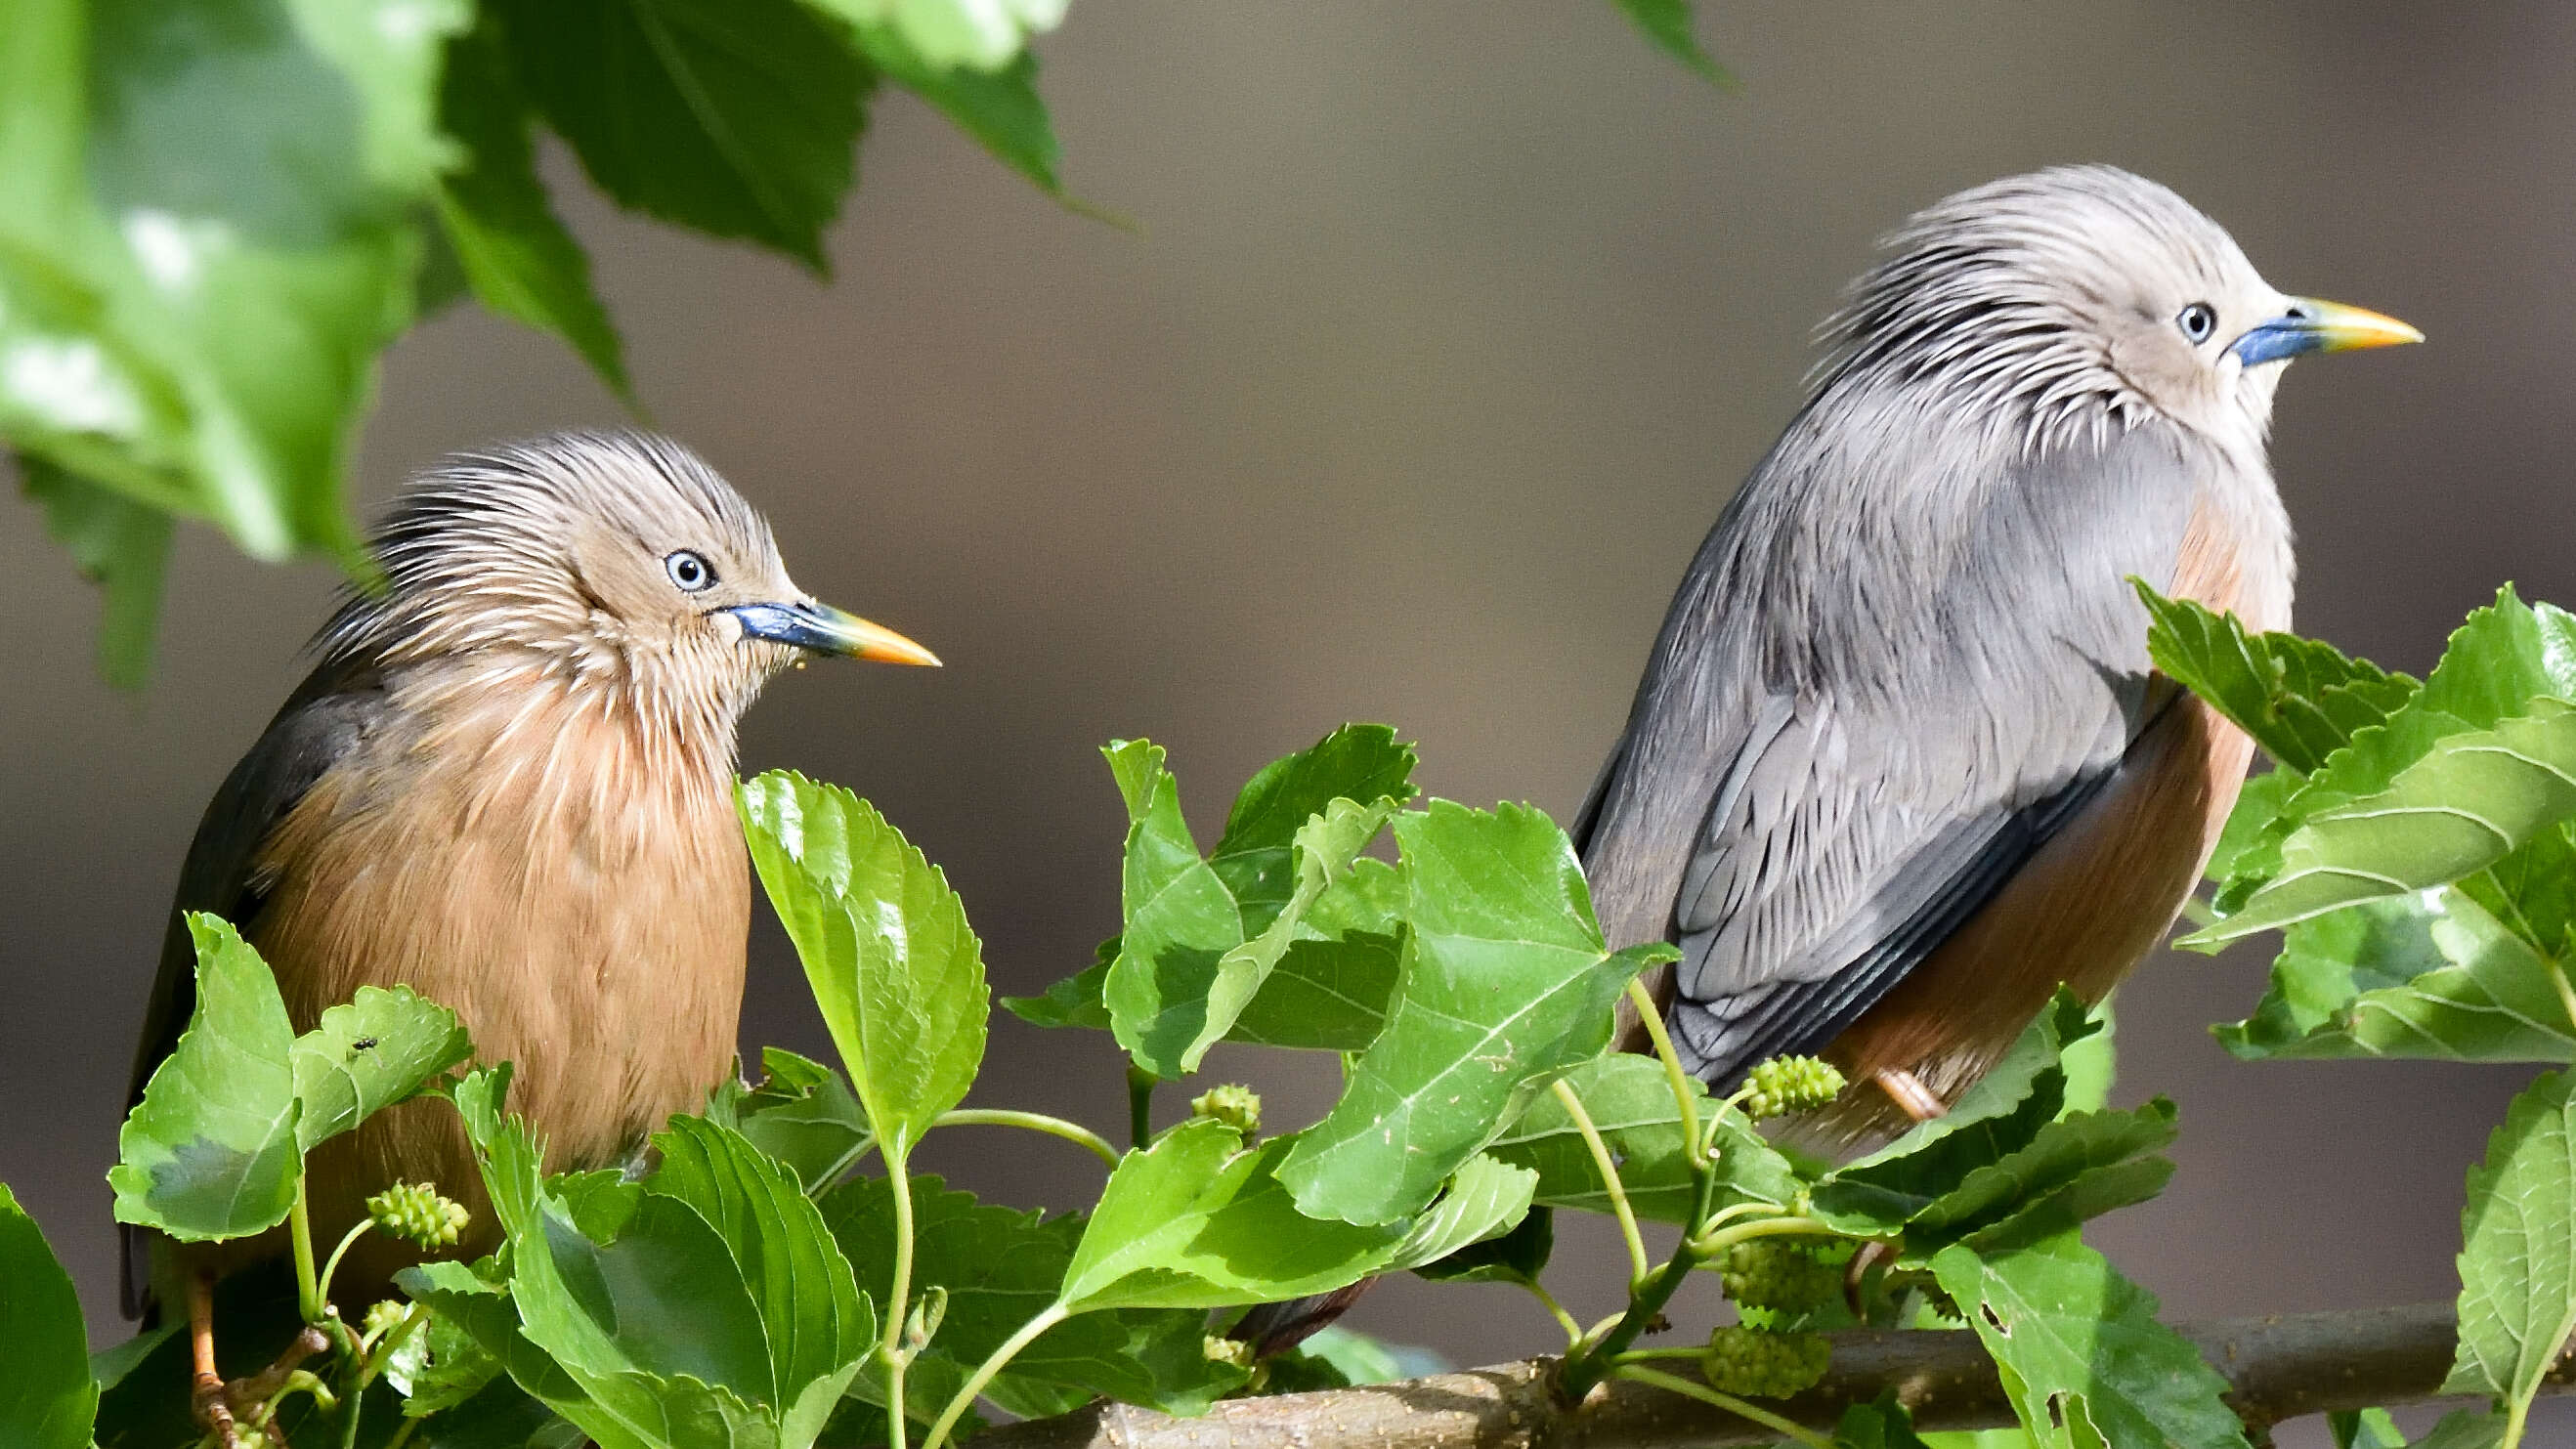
[2228,297,2423,368]
[722,600,941,666]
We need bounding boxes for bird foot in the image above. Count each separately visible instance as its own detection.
[192,1323,329,1448]
[1872,1068,1947,1123]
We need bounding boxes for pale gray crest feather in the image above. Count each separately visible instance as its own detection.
[1576,165,2264,1087]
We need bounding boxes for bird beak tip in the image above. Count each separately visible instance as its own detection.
[722,601,941,667]
[2294,297,2425,353]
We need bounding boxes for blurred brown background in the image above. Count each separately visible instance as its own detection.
[3,3,2563,1441]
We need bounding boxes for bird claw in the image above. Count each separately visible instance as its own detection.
[192,1325,330,1448]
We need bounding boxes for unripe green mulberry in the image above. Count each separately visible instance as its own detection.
[1701,1324,1829,1399]
[1715,1239,1840,1311]
[1739,1056,1846,1120]
[367,1181,470,1249]
[1202,1334,1256,1370]
[360,1300,408,1339]
[1190,1084,1262,1136]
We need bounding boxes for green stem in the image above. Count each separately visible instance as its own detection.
[881,1147,919,1449]
[1519,1277,1585,1348]
[1559,1126,1733,1402]
[920,1300,1074,1449]
[290,1177,322,1324]
[1551,1079,1651,1285]
[314,1220,372,1318]
[2503,1390,2533,1449]
[1625,978,1704,1167]
[1126,1066,1157,1149]
[1608,1365,1835,1449]
[358,1304,426,1388]
[933,1110,1120,1167]
[805,1134,880,1197]
[381,1419,421,1449]
[1692,1216,1842,1259]
[1610,1346,1709,1363]
[336,1370,365,1449]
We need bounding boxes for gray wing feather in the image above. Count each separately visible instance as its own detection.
[1580,399,2209,1087]
[120,665,381,1318]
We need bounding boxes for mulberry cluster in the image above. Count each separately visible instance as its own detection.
[1738,1056,1846,1121]
[366,1181,470,1249]
[1700,1324,1830,1399]
[1714,1239,1840,1311]
[1191,1084,1263,1136]
[360,1300,408,1339]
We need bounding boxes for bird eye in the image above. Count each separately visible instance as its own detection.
[665,550,716,593]
[2176,302,2218,344]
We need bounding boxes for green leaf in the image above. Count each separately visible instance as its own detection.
[2445,1069,2576,1428]
[849,23,1059,192]
[2057,995,2115,1118]
[802,0,1068,73]
[0,1184,95,1449]
[1280,801,1662,1224]
[2199,590,2576,925]
[650,1116,875,1434]
[1608,0,1726,84]
[384,1300,504,1417]
[2191,697,2576,945]
[289,983,471,1153]
[1,0,465,563]
[1103,730,1413,1076]
[20,458,171,687]
[2211,889,2576,1063]
[2205,767,2296,884]
[707,1048,874,1193]
[2327,1407,2405,1449]
[1380,1154,1536,1272]
[432,21,632,402]
[2136,583,2419,776]
[1059,1121,1406,1312]
[1818,1102,2177,1258]
[109,915,302,1241]
[2406,1410,2509,1449]
[818,1173,1242,1421]
[741,772,988,1161]
[1411,1203,1553,1287]
[492,0,870,272]
[999,945,1114,1031]
[1825,992,2100,1204]
[1928,1230,2249,1449]
[1837,1393,1936,1449]
[1485,1053,1799,1223]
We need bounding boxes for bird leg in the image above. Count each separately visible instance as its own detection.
[188,1272,330,1449]
[188,1270,240,1449]
[1872,1067,1947,1123]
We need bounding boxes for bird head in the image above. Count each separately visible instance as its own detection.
[1825,165,2419,457]
[322,430,936,740]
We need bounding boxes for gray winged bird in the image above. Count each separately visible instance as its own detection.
[1578,165,2418,1135]
[125,431,938,1428]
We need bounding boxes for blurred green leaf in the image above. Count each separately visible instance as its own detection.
[2445,1069,2576,1431]
[109,915,302,1241]
[850,23,1059,192]
[1928,1229,2249,1449]
[2406,1411,2509,1449]
[804,0,1068,73]
[289,983,471,1154]
[493,0,870,272]
[0,1184,94,1449]
[742,772,988,1161]
[19,457,171,687]
[432,21,632,402]
[1486,1053,1798,1224]
[1819,1102,2177,1259]
[707,1047,874,1193]
[2326,1407,2405,1449]
[1000,944,1114,1031]
[1608,0,1725,84]
[2056,994,2115,1118]
[384,1300,504,1418]
[2137,584,2418,776]
[0,0,465,563]
[2190,697,2576,946]
[1280,801,1663,1224]
[1060,1121,1404,1312]
[1838,1393,1937,1449]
